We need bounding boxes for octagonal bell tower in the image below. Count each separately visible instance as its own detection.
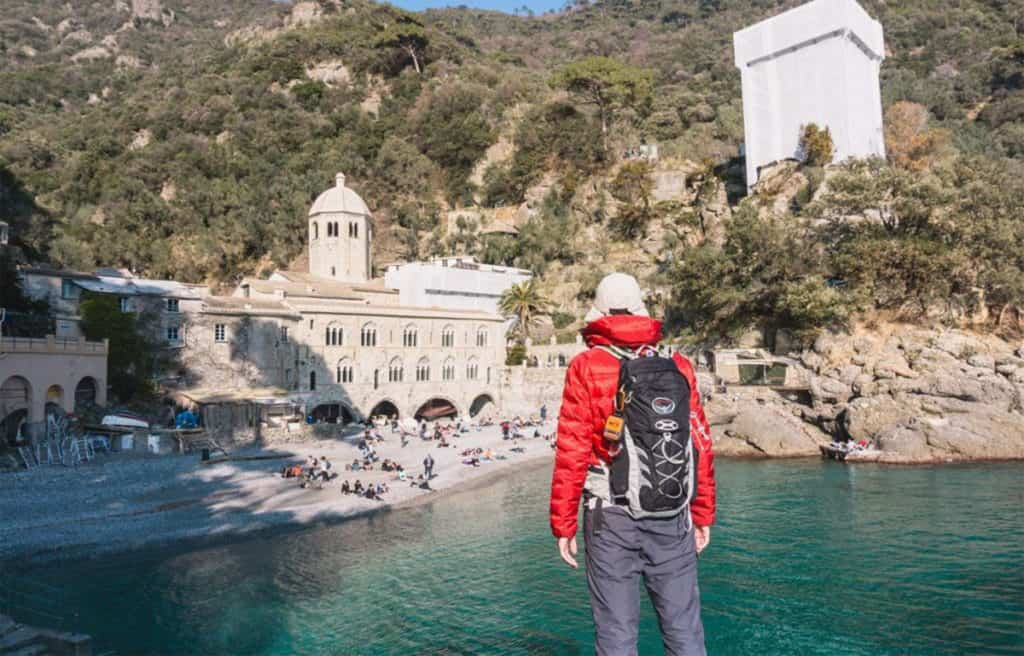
[308,173,372,283]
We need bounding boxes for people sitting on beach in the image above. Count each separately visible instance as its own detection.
[364,486,382,501]
[437,437,450,448]
[375,482,389,495]
[354,480,364,494]
[463,457,480,467]
[282,465,303,478]
[341,480,351,494]
[350,459,362,471]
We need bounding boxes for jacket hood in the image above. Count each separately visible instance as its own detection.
[581,314,663,348]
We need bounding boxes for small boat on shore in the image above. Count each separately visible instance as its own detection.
[820,441,881,462]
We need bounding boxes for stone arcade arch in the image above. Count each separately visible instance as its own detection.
[469,393,496,418]
[74,376,98,412]
[413,397,459,421]
[310,402,356,425]
[369,399,400,420]
[0,376,32,445]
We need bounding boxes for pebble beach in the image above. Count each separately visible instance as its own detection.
[0,423,555,563]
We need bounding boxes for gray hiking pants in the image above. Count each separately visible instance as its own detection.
[583,503,706,656]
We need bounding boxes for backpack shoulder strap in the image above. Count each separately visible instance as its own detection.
[596,344,639,360]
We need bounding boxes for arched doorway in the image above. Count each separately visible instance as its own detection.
[469,394,496,418]
[1,376,32,413]
[310,403,355,425]
[46,384,64,408]
[369,399,399,420]
[414,397,458,422]
[1,376,32,446]
[75,377,98,413]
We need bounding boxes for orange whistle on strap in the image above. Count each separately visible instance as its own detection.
[603,414,624,442]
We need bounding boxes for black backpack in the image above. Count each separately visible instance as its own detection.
[602,346,697,518]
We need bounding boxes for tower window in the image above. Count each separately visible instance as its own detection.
[214,324,226,342]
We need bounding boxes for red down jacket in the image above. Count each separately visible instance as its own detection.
[549,314,716,538]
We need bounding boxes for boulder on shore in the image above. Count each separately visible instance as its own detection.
[794,324,1024,463]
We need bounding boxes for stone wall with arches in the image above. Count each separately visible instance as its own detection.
[0,336,108,440]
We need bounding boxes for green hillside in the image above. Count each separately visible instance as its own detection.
[1,0,1021,342]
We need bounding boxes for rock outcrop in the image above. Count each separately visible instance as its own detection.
[703,324,1023,462]
[796,324,1023,462]
[707,389,830,457]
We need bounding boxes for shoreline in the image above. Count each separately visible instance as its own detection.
[0,425,556,566]
[4,433,1022,566]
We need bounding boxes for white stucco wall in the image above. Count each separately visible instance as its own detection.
[734,0,886,188]
[383,259,532,314]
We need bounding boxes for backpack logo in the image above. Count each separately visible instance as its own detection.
[652,398,676,415]
[654,419,679,431]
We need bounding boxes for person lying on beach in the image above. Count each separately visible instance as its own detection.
[511,446,526,454]
[463,457,480,467]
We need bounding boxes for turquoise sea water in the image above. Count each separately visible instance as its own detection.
[19,460,1024,655]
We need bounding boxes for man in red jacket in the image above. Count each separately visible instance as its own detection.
[550,273,715,656]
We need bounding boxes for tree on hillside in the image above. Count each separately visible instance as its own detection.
[79,294,161,402]
[549,56,653,152]
[499,279,551,344]
[373,19,429,75]
[609,160,654,239]
[0,253,50,337]
[798,123,835,166]
[884,101,951,171]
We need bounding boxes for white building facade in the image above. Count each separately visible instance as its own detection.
[383,256,532,315]
[734,0,886,188]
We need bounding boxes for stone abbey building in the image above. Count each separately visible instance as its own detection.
[176,173,523,423]
[13,174,529,427]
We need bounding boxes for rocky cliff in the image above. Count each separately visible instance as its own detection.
[706,324,1024,462]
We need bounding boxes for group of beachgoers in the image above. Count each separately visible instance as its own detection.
[340,479,389,501]
[277,409,552,500]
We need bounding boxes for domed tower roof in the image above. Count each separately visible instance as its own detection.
[309,173,370,216]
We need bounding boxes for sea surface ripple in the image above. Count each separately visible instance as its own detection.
[18,460,1024,655]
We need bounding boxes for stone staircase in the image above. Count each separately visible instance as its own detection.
[0,615,91,656]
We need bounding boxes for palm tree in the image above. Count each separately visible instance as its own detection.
[499,279,550,344]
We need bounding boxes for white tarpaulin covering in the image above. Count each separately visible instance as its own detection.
[733,0,886,188]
